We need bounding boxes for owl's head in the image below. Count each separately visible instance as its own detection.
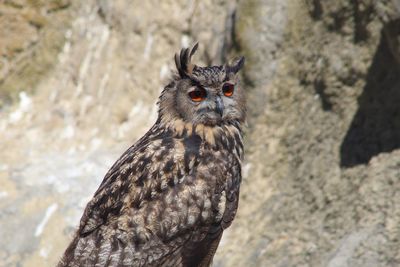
[158,43,246,127]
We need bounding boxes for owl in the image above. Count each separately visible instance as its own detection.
[57,43,245,267]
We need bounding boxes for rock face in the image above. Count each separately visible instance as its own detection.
[1,0,400,266]
[0,0,72,106]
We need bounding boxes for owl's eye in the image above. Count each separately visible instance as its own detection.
[222,83,234,97]
[188,88,207,102]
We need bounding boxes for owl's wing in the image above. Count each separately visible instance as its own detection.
[78,178,122,235]
[78,142,142,235]
[77,137,149,235]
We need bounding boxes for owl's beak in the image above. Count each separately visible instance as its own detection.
[215,96,224,117]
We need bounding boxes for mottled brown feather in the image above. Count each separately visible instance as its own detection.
[58,43,245,267]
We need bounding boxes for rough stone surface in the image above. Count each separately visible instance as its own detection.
[0,0,72,106]
[1,0,400,266]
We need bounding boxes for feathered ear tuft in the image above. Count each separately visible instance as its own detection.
[174,42,199,78]
[225,56,245,74]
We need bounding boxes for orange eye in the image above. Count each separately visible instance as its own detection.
[188,88,207,102]
[222,83,234,97]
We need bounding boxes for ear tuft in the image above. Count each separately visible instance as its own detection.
[174,42,199,78]
[226,56,245,74]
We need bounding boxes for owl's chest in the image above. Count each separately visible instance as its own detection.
[181,132,242,176]
[198,149,239,180]
[191,147,242,229]
[155,122,243,177]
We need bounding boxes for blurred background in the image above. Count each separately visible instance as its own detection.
[1,0,400,266]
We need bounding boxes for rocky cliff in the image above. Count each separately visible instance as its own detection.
[1,0,400,266]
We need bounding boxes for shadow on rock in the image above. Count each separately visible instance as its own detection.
[340,21,400,167]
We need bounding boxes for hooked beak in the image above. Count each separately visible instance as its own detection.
[215,96,224,117]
